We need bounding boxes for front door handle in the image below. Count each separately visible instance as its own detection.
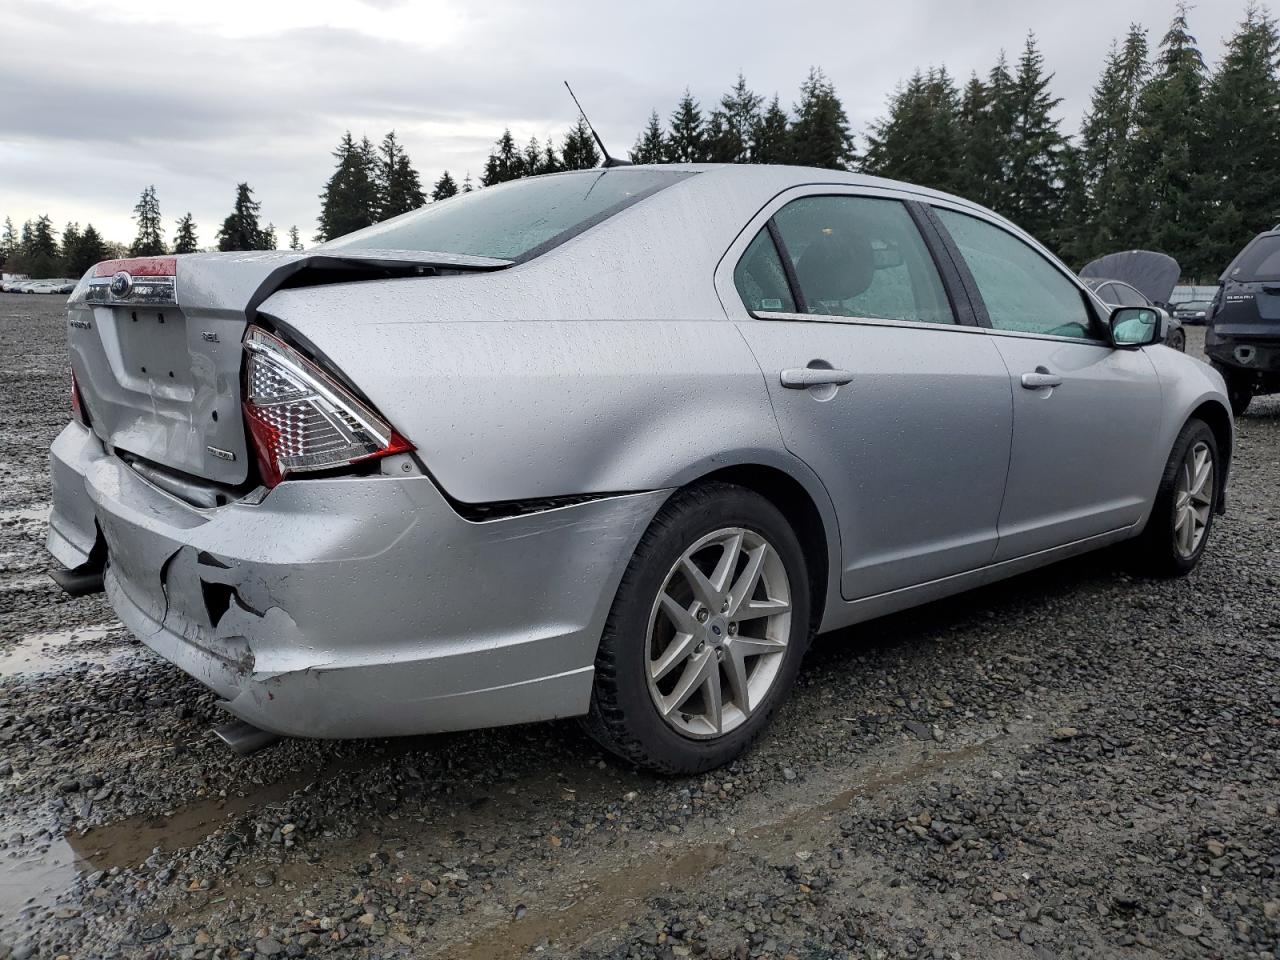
[781,367,854,389]
[1020,369,1063,390]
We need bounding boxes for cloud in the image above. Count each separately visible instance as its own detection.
[0,0,1239,247]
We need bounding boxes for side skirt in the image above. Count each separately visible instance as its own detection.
[818,525,1138,634]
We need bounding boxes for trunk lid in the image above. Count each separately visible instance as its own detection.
[67,250,509,487]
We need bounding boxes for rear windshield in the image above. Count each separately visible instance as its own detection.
[321,169,694,262]
[1227,234,1280,282]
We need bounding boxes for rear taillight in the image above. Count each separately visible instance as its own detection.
[71,370,90,427]
[241,325,412,488]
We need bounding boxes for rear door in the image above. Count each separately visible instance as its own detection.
[722,189,1013,601]
[928,205,1163,560]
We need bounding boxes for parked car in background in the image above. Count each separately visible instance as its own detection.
[47,165,1233,774]
[1206,227,1280,415]
[1172,300,1213,324]
[1083,277,1185,351]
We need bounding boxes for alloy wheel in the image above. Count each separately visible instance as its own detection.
[1173,440,1214,558]
[645,527,793,739]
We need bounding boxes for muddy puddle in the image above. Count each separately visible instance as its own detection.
[0,741,431,933]
[0,625,137,679]
[0,505,50,525]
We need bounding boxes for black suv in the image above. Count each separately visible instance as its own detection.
[1206,229,1280,415]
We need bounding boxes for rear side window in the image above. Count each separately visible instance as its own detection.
[936,208,1094,339]
[734,230,796,313]
[322,169,693,262]
[746,196,954,324]
[1228,234,1280,282]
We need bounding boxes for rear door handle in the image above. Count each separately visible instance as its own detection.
[780,367,854,389]
[1020,369,1063,390]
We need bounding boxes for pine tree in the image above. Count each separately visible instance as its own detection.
[1002,34,1068,242]
[706,73,764,163]
[664,90,706,162]
[431,170,459,200]
[630,110,666,163]
[561,118,601,170]
[263,223,278,250]
[481,129,524,185]
[863,68,962,191]
[60,222,81,273]
[288,225,303,251]
[316,132,380,242]
[462,173,474,193]
[789,68,855,170]
[1123,4,1207,271]
[173,213,199,254]
[217,183,270,251]
[377,131,426,218]
[957,57,1017,209]
[67,224,107,276]
[542,140,562,173]
[130,185,165,256]
[14,216,62,278]
[1070,26,1150,261]
[522,137,544,176]
[1195,4,1280,276]
[752,96,792,164]
[0,217,16,271]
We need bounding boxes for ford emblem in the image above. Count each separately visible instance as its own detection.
[108,271,133,298]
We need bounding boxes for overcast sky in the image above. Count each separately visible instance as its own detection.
[1,0,1250,249]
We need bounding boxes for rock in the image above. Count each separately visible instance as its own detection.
[255,938,284,957]
[1263,902,1280,921]
[904,720,933,741]
[0,761,12,777]
[1052,727,1079,741]
[1173,923,1201,937]
[1205,839,1225,857]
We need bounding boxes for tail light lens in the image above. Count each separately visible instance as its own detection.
[241,325,412,488]
[71,369,90,427]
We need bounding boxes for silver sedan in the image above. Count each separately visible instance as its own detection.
[48,165,1232,773]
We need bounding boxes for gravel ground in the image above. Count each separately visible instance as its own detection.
[1,291,1277,960]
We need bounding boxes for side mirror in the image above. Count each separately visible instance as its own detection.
[1109,306,1161,348]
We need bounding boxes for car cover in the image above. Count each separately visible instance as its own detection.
[1080,250,1180,304]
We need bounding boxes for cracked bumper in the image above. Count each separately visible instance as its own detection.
[47,423,667,738]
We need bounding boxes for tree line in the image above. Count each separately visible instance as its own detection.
[3,3,1276,282]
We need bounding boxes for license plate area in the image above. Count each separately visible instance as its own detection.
[115,308,194,394]
[1256,293,1280,321]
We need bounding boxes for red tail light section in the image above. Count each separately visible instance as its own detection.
[241,325,413,488]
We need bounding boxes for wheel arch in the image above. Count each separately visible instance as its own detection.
[682,462,837,640]
[1189,399,1233,513]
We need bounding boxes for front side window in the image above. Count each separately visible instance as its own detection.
[936,208,1095,339]
[322,169,693,262]
[1112,283,1148,307]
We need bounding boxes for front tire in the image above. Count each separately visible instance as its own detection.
[1167,328,1186,352]
[583,482,810,775]
[1133,418,1219,577]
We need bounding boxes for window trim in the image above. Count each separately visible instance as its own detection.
[717,185,977,332]
[926,201,1110,345]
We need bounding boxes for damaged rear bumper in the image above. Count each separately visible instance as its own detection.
[47,422,666,738]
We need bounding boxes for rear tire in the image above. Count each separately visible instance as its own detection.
[1133,418,1219,577]
[1167,328,1186,353]
[583,482,811,775]
[1213,362,1253,417]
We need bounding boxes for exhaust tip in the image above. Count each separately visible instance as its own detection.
[213,719,280,756]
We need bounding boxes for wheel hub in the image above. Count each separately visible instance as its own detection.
[644,526,793,740]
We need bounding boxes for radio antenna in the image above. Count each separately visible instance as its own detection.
[564,81,631,168]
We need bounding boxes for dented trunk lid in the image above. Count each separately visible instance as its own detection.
[67,249,510,486]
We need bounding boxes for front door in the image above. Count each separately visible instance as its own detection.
[729,193,1013,600]
[930,206,1164,560]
